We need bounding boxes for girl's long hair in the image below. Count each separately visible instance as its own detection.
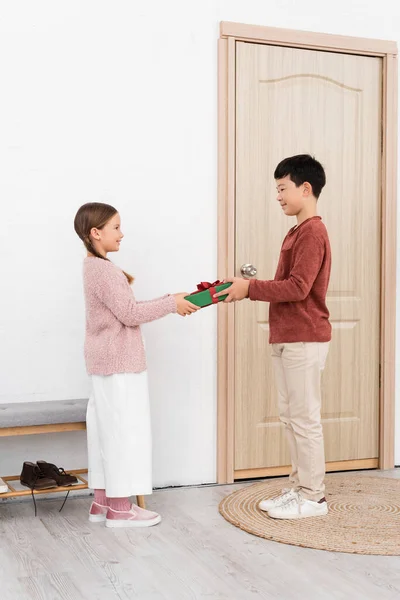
[74,202,133,284]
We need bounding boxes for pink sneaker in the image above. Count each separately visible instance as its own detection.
[105,504,162,528]
[88,501,108,523]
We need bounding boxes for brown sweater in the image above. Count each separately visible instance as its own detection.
[248,216,331,344]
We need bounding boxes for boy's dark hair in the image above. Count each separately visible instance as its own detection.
[274,154,326,199]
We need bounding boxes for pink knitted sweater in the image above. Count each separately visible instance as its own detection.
[83,257,177,375]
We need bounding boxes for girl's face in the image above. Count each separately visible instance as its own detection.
[90,212,124,256]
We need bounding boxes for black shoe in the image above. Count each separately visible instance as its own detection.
[20,462,58,491]
[36,460,78,487]
[20,462,58,517]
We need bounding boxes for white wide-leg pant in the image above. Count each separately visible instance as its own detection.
[86,371,152,497]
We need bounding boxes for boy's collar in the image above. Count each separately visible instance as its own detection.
[290,215,321,233]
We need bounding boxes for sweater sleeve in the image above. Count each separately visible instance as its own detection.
[248,234,324,303]
[136,294,170,305]
[91,262,177,326]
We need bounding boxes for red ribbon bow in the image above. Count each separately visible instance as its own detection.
[191,280,223,304]
[195,280,223,292]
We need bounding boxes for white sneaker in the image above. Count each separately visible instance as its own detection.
[258,488,298,512]
[0,477,8,494]
[268,491,328,520]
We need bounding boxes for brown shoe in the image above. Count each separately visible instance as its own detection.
[36,460,78,487]
[20,462,58,490]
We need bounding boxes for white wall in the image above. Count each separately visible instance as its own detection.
[0,0,399,488]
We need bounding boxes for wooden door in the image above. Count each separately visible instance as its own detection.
[234,42,382,476]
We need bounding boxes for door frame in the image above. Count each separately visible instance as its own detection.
[217,21,398,483]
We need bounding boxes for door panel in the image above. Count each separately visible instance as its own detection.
[235,42,381,471]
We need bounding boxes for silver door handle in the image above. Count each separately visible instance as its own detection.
[240,264,257,278]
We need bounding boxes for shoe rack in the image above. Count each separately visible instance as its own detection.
[0,421,146,508]
[1,469,89,498]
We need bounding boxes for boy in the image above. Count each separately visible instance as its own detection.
[215,154,331,520]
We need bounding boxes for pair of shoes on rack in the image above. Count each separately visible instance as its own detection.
[20,461,78,490]
[20,461,79,517]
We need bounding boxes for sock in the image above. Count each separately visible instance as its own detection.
[108,497,131,511]
[94,489,108,506]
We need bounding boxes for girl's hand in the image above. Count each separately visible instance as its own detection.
[174,293,200,317]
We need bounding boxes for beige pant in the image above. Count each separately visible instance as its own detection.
[271,342,330,502]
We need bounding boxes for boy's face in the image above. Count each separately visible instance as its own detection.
[276,175,310,216]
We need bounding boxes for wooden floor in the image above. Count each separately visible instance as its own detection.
[1,469,400,599]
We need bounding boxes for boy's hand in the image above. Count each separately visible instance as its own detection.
[213,278,250,303]
[174,293,200,317]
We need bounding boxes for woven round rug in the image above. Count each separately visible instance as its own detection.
[219,475,400,555]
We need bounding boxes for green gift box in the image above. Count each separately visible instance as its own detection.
[185,281,232,308]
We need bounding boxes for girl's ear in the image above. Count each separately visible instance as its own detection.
[90,227,101,240]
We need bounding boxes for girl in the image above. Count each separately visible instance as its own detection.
[74,202,199,528]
